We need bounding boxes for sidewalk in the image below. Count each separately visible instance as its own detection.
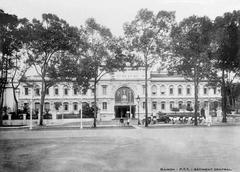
[1,123,240,131]
[143,121,240,128]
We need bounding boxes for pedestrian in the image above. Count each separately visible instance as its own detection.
[201,108,206,119]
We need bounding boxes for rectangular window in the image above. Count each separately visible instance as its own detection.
[204,88,207,95]
[55,88,59,96]
[102,85,107,95]
[204,101,208,108]
[142,85,145,95]
[143,102,145,109]
[64,88,68,95]
[23,103,29,111]
[74,88,78,95]
[152,86,157,96]
[46,88,49,95]
[24,87,29,95]
[102,102,107,110]
[160,85,166,95]
[152,101,157,110]
[187,88,190,95]
[178,88,182,95]
[213,88,217,94]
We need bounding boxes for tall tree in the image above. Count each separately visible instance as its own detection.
[0,10,24,125]
[80,18,127,128]
[25,14,83,125]
[10,50,30,115]
[123,9,175,127]
[170,16,213,126]
[210,11,240,122]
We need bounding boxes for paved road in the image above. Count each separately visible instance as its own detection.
[0,126,239,172]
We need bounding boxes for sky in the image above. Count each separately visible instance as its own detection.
[0,0,240,36]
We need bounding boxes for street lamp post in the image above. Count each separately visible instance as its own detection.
[137,95,140,125]
[27,83,34,130]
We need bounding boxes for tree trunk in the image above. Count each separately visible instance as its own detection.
[93,79,97,128]
[11,77,19,114]
[194,82,199,126]
[39,79,46,126]
[0,91,4,126]
[221,69,227,123]
[145,55,148,127]
[0,54,7,126]
[194,68,198,126]
[13,87,18,115]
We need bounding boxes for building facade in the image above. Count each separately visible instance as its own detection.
[18,68,221,121]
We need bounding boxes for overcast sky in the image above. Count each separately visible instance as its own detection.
[1,0,240,36]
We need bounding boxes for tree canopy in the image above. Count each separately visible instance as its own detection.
[170,15,213,125]
[123,9,175,127]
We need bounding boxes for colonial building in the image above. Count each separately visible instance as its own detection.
[18,68,221,121]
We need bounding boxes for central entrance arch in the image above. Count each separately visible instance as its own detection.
[114,87,135,118]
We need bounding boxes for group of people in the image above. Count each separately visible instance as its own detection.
[167,107,213,126]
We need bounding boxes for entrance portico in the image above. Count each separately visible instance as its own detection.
[114,87,135,118]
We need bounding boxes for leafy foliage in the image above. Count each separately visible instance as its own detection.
[123,9,175,127]
[24,13,85,125]
[170,15,213,125]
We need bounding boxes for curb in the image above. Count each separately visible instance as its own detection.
[1,123,240,130]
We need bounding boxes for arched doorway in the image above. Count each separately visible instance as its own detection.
[114,87,135,118]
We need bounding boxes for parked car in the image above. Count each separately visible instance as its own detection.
[142,117,151,125]
[157,115,171,123]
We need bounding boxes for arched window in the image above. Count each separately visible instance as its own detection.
[178,85,183,95]
[73,88,78,95]
[169,85,174,95]
[35,102,40,111]
[160,85,166,95]
[161,101,166,110]
[63,102,69,111]
[152,101,157,109]
[187,101,192,111]
[73,102,78,111]
[115,87,134,104]
[44,102,50,112]
[151,85,157,96]
[178,101,183,109]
